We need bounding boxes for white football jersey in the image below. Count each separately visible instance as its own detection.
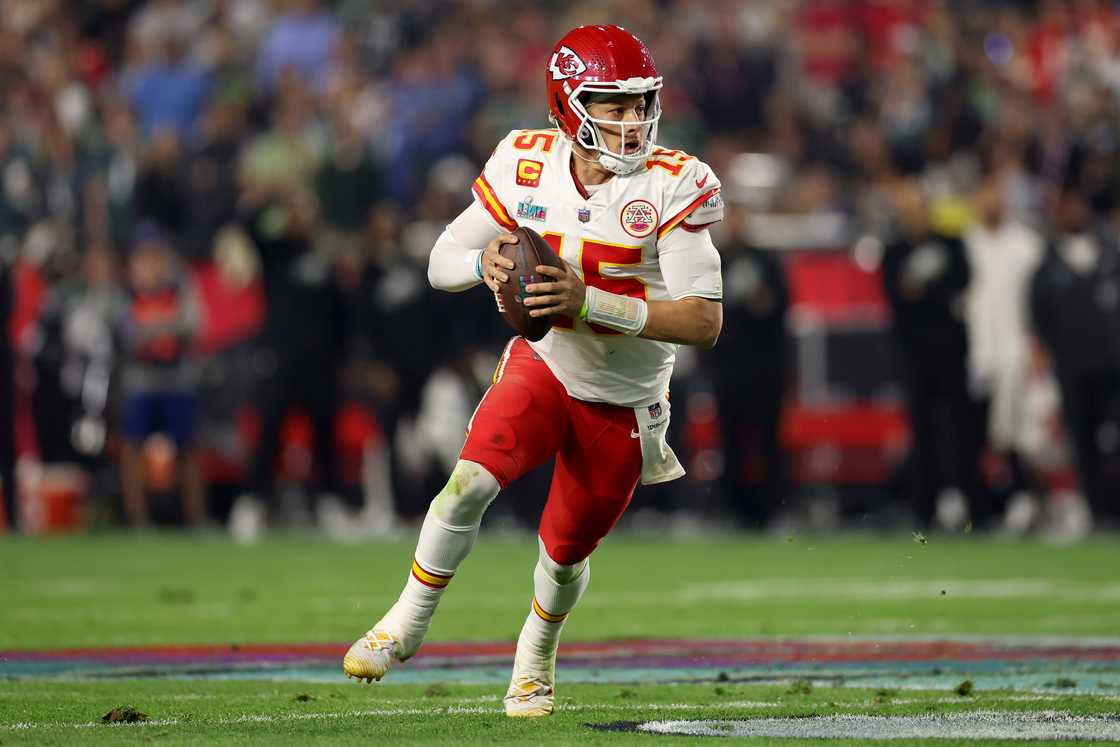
[472,128,724,407]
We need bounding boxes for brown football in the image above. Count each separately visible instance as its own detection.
[495,226,566,342]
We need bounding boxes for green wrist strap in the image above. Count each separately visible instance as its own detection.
[578,299,589,320]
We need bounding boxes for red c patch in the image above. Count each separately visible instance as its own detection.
[516,159,543,187]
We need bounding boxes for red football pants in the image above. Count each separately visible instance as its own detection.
[459,338,643,565]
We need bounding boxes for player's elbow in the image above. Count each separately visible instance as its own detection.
[698,319,721,349]
[693,299,722,349]
[426,262,445,290]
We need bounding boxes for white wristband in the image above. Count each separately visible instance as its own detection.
[584,286,648,335]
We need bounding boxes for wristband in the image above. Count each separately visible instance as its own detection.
[473,250,484,280]
[578,299,589,320]
[583,286,648,335]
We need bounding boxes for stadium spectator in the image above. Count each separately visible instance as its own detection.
[126,36,212,142]
[129,0,206,55]
[229,159,348,542]
[30,243,120,468]
[118,223,206,526]
[239,74,323,200]
[1030,184,1120,530]
[963,176,1045,529]
[254,0,339,95]
[347,201,434,519]
[180,95,248,262]
[0,120,40,248]
[134,130,189,246]
[314,103,381,248]
[90,101,143,253]
[379,28,484,204]
[0,253,13,530]
[881,180,987,530]
[706,206,791,528]
[689,14,778,138]
[39,123,89,253]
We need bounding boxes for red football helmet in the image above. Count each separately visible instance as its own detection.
[546,25,663,175]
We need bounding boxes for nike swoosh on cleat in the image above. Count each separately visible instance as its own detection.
[630,430,640,439]
[695,174,708,189]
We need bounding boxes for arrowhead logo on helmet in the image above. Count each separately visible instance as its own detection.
[546,25,664,176]
[549,46,587,80]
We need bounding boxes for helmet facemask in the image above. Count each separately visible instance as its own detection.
[562,82,662,175]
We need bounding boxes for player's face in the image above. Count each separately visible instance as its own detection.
[586,94,649,156]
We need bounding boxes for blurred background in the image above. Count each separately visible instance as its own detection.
[1,0,1119,542]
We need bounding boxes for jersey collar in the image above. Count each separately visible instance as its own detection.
[569,154,592,200]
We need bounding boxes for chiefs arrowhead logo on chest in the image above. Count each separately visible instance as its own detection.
[549,46,587,80]
[620,199,658,238]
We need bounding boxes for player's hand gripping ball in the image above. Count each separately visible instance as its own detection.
[482,226,574,342]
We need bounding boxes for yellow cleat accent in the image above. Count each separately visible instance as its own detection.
[342,629,400,683]
[503,674,555,717]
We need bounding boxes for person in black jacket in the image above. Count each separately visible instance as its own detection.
[229,182,349,541]
[1030,187,1120,525]
[881,181,987,529]
[0,253,13,530]
[706,208,791,527]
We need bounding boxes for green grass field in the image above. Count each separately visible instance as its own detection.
[2,532,1119,744]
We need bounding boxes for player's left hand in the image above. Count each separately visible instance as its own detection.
[524,264,586,318]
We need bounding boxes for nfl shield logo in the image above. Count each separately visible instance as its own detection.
[647,402,662,419]
[578,207,591,223]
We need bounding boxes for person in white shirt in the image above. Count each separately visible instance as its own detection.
[963,176,1044,527]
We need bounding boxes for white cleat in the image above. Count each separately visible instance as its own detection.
[504,670,555,717]
[342,630,400,683]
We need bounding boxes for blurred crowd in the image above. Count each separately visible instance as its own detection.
[1,0,1120,539]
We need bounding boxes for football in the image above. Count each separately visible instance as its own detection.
[495,226,566,342]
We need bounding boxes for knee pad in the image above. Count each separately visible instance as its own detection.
[430,460,500,527]
[538,536,588,585]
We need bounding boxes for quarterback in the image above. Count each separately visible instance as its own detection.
[343,24,724,716]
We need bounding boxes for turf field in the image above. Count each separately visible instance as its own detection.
[2,533,1119,744]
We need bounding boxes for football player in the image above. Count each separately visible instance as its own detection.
[344,24,724,717]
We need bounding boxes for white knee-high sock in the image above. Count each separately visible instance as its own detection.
[513,539,590,673]
[377,460,499,658]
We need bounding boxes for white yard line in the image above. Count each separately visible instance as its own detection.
[637,711,1120,740]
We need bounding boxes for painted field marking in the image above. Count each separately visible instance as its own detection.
[633,711,1120,740]
[6,636,1119,695]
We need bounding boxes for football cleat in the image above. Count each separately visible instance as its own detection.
[342,629,400,683]
[503,669,555,717]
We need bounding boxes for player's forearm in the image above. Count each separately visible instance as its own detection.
[577,288,722,347]
[639,297,723,348]
[428,229,484,292]
[427,201,500,292]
